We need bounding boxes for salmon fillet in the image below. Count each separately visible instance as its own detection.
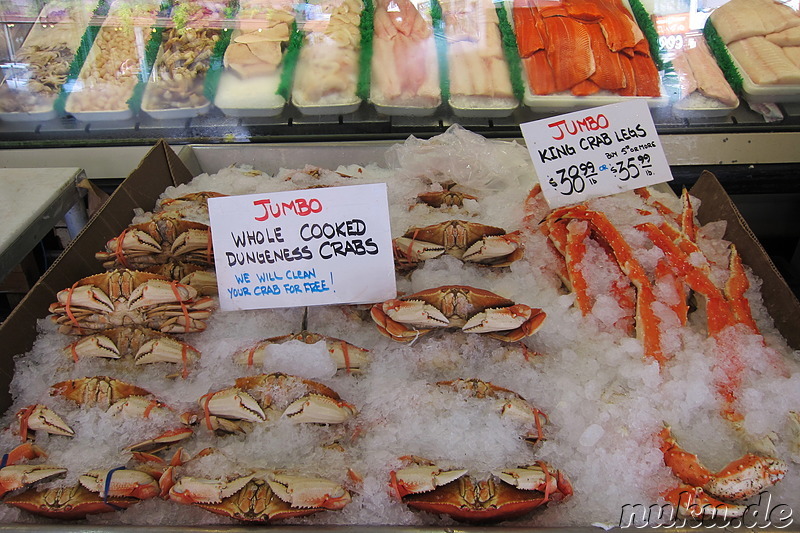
[543,16,595,92]
[524,50,557,95]
[586,22,626,90]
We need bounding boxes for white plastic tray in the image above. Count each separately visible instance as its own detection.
[0,102,58,122]
[522,80,670,112]
[214,70,285,118]
[449,95,518,118]
[293,96,361,116]
[725,43,800,104]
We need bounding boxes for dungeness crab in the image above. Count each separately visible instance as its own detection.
[371,285,545,342]
[49,270,214,334]
[390,457,571,523]
[393,220,523,272]
[170,470,351,522]
[194,373,357,434]
[233,331,370,374]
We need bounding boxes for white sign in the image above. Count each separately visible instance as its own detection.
[208,184,397,311]
[520,100,672,208]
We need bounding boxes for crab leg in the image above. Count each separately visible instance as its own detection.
[17,405,74,440]
[662,484,747,519]
[659,425,787,501]
[724,245,759,335]
[551,206,666,365]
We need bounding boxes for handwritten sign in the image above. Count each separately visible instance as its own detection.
[208,184,397,311]
[520,100,672,208]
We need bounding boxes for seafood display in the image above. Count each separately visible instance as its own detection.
[0,2,92,118]
[292,0,363,113]
[513,0,661,99]
[371,0,441,111]
[439,0,516,114]
[1,127,799,528]
[671,38,739,113]
[65,1,161,119]
[710,0,800,87]
[214,0,296,116]
[142,26,220,115]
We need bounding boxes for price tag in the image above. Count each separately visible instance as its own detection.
[208,183,397,311]
[520,100,672,208]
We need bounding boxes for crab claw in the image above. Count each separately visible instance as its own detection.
[462,304,546,340]
[282,394,357,424]
[201,388,266,423]
[79,468,159,500]
[393,237,446,261]
[660,425,787,501]
[384,299,450,328]
[390,463,468,498]
[2,442,47,464]
[134,337,201,367]
[494,463,572,501]
[0,465,67,497]
[663,484,748,519]
[267,473,351,510]
[17,405,74,439]
[462,232,523,264]
[169,474,254,505]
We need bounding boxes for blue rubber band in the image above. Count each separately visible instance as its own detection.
[102,465,127,511]
[0,453,8,469]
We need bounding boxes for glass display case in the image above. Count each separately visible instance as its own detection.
[0,0,798,147]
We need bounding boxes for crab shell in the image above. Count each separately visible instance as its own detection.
[170,472,350,523]
[233,331,370,374]
[79,468,160,500]
[371,285,546,342]
[3,485,140,519]
[95,214,214,270]
[417,186,478,208]
[49,270,214,334]
[401,474,564,524]
[393,220,523,270]
[51,376,153,408]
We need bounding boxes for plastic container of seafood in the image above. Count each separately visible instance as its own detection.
[369,0,441,116]
[672,92,739,118]
[725,44,800,104]
[291,0,364,116]
[214,71,286,117]
[449,96,518,118]
[65,2,159,121]
[522,80,670,111]
[0,3,93,122]
[141,26,221,120]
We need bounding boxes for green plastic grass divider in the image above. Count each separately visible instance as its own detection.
[276,20,304,100]
[703,18,743,95]
[627,0,663,70]
[496,1,524,102]
[356,0,374,100]
[203,0,238,103]
[430,0,449,101]
[53,0,104,114]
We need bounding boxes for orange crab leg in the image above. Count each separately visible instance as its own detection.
[679,189,697,242]
[564,220,593,316]
[724,245,759,335]
[634,187,679,224]
[655,258,688,326]
[662,484,747,520]
[552,205,666,365]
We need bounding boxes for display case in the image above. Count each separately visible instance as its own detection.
[0,0,798,147]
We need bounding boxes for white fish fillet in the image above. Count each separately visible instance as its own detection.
[752,0,800,35]
[766,26,800,47]
[784,46,800,69]
[729,36,800,85]
[710,1,768,44]
[671,51,698,100]
[684,44,738,107]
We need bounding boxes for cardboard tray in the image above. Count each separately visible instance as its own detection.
[1,144,800,533]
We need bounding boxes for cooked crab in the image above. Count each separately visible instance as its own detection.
[169,470,351,523]
[417,183,478,208]
[3,484,141,519]
[194,373,357,434]
[63,326,201,378]
[390,457,571,523]
[96,212,214,271]
[233,331,370,374]
[49,269,214,334]
[393,220,523,272]
[145,262,218,296]
[437,379,548,445]
[0,443,66,498]
[371,285,546,342]
[51,376,152,408]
